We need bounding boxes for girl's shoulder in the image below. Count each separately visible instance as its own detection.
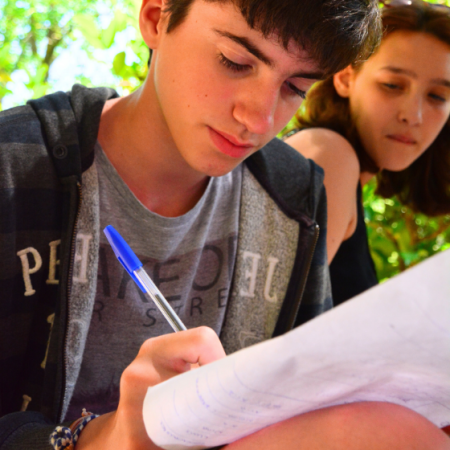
[285,128,361,260]
[284,127,360,177]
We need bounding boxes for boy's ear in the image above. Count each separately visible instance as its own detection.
[139,0,167,50]
[333,66,354,98]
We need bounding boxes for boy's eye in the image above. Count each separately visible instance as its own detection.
[285,81,307,99]
[218,53,306,99]
[219,53,250,72]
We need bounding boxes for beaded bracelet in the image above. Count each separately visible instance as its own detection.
[49,409,99,450]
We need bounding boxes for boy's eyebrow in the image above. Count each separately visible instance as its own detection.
[215,29,274,66]
[382,66,450,88]
[214,29,325,80]
[290,71,326,80]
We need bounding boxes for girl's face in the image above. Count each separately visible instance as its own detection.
[334,30,450,172]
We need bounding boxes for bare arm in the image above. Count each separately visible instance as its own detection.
[74,327,450,450]
[226,401,450,450]
[75,326,226,450]
[285,129,360,263]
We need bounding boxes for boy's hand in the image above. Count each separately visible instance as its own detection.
[75,326,225,450]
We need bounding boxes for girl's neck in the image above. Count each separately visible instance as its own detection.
[360,171,376,187]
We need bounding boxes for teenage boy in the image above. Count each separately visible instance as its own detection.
[1,0,448,449]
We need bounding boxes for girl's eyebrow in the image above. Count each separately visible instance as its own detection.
[381,66,416,77]
[381,65,450,88]
[213,28,326,81]
[433,79,450,89]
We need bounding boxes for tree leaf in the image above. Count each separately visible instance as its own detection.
[73,13,104,49]
[113,51,126,75]
[101,13,127,49]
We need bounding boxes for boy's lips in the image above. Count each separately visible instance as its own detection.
[208,127,255,158]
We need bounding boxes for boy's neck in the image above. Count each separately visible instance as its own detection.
[97,84,210,218]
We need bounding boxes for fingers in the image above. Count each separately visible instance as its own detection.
[107,328,226,450]
[121,326,225,396]
[138,326,226,366]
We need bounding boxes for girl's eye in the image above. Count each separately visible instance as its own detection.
[285,81,307,99]
[383,83,400,90]
[219,53,250,72]
[429,93,446,103]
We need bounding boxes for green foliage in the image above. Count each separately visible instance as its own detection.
[0,0,148,109]
[363,180,450,282]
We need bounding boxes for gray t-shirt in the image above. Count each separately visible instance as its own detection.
[67,143,242,418]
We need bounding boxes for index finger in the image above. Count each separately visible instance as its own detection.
[139,326,226,367]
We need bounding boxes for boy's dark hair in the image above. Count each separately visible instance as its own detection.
[294,0,450,216]
[163,0,381,77]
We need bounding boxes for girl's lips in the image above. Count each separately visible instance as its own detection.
[387,134,417,145]
[208,127,255,158]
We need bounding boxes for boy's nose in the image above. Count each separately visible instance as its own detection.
[233,88,277,136]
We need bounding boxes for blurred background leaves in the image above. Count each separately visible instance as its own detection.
[0,0,147,109]
[1,0,449,282]
[363,179,450,282]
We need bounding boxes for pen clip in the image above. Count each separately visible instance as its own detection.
[103,225,147,293]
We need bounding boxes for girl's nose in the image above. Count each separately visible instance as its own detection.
[398,95,423,127]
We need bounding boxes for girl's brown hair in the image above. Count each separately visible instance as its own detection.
[295,0,450,216]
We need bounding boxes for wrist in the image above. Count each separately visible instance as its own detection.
[50,410,100,450]
[75,412,115,450]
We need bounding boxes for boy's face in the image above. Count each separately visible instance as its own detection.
[148,0,323,177]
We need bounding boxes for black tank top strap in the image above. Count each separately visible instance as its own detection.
[329,182,378,306]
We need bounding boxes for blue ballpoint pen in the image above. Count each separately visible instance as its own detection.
[103,225,187,332]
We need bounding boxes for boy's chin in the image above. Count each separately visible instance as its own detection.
[190,157,245,178]
[201,164,241,178]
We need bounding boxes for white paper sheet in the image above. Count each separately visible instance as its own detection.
[143,249,450,450]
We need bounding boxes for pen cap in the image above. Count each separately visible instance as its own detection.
[103,225,146,293]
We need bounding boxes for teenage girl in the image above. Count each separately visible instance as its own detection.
[286,0,450,305]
